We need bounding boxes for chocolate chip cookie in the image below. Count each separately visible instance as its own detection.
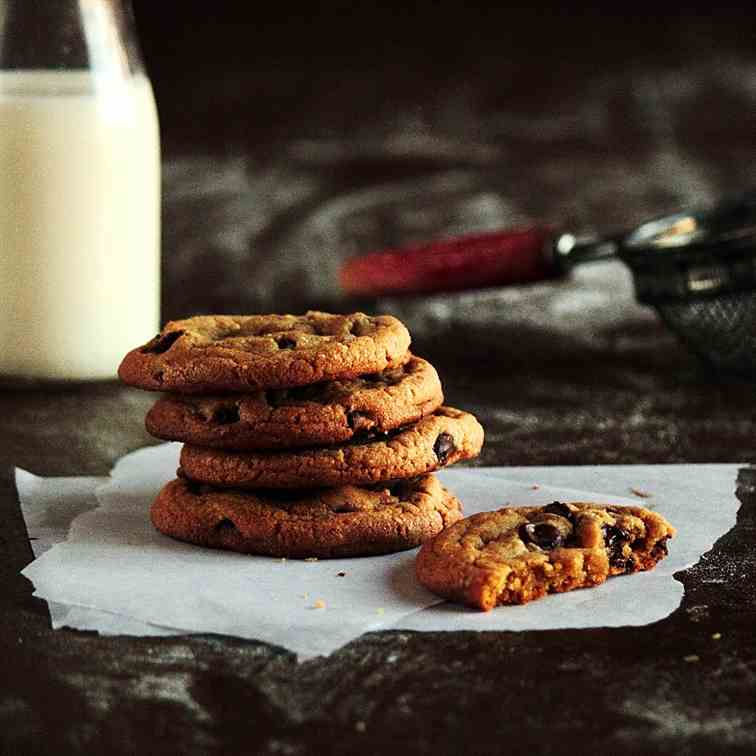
[145,356,443,450]
[151,474,462,558]
[179,407,484,489]
[415,501,676,610]
[119,311,411,393]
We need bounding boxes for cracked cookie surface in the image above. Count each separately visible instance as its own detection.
[145,356,443,449]
[151,474,462,558]
[415,501,676,610]
[179,406,484,488]
[119,311,411,393]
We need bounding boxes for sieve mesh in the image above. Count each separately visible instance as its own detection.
[656,291,756,379]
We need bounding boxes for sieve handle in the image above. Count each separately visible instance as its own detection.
[339,227,563,297]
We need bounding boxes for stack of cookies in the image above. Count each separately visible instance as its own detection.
[119,311,484,558]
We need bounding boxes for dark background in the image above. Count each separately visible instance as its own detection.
[133,2,756,157]
[128,1,756,320]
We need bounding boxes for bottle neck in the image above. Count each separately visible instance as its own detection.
[0,0,143,76]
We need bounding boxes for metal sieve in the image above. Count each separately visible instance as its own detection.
[341,190,756,379]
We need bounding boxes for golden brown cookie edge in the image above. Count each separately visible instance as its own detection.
[144,356,444,449]
[177,406,485,488]
[150,476,463,558]
[118,312,411,393]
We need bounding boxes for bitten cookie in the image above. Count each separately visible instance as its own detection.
[145,356,443,450]
[179,406,484,489]
[151,475,462,558]
[119,311,411,393]
[415,501,676,610]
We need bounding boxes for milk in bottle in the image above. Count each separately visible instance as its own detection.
[0,1,160,381]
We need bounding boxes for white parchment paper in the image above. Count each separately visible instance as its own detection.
[18,444,741,658]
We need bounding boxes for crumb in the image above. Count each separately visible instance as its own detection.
[683,654,700,663]
[313,599,326,609]
[530,485,540,490]
[304,557,318,562]
[337,571,346,577]
[711,632,722,640]
[630,487,653,498]
[376,607,385,616]
[355,721,366,733]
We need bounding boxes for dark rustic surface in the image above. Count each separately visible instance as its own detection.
[2,4,756,754]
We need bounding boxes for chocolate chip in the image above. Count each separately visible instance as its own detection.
[212,404,240,424]
[336,572,346,577]
[603,524,630,549]
[543,501,575,521]
[433,433,456,463]
[617,556,636,573]
[603,524,631,565]
[141,330,184,354]
[275,336,297,349]
[214,518,236,532]
[521,522,564,550]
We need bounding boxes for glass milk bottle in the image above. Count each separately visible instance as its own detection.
[0,0,160,381]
